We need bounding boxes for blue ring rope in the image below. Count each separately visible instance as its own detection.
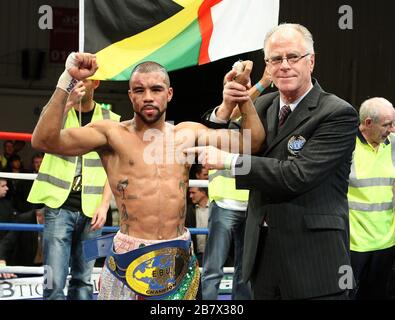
[0,223,208,234]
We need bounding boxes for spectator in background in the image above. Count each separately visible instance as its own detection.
[13,140,25,156]
[7,153,44,214]
[0,178,16,242]
[0,140,15,171]
[194,164,209,181]
[6,154,24,173]
[0,209,45,273]
[0,177,16,279]
[31,152,44,173]
[186,187,209,266]
[348,97,395,299]
[0,155,44,279]
[5,154,25,206]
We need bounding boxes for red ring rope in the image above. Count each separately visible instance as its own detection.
[0,132,32,141]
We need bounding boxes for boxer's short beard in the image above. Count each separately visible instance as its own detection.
[135,106,166,124]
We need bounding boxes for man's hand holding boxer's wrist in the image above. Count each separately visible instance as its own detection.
[215,60,253,121]
[56,52,98,93]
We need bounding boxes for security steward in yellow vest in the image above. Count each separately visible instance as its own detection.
[348,97,395,300]
[28,79,120,300]
[201,169,252,300]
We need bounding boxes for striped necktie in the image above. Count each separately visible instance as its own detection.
[278,105,291,127]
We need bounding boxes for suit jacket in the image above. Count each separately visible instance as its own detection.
[0,210,40,266]
[234,80,358,299]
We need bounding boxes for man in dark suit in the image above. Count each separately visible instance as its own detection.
[186,23,359,299]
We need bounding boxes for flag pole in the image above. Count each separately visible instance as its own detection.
[78,0,84,52]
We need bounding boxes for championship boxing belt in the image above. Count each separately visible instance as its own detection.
[83,234,193,299]
[107,239,192,299]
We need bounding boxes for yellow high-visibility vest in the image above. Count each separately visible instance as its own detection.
[28,103,120,217]
[208,169,249,202]
[0,155,7,169]
[348,133,395,252]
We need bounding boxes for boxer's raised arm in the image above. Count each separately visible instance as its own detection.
[31,52,107,156]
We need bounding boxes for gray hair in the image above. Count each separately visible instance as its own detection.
[130,61,170,87]
[263,23,315,57]
[359,97,393,123]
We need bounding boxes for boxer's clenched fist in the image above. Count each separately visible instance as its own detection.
[57,52,98,93]
[67,52,98,80]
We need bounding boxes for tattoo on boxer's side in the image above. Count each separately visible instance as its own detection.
[179,180,186,190]
[117,179,129,200]
[121,203,128,221]
[183,165,189,178]
[179,204,186,219]
[179,180,187,199]
[176,224,184,236]
[121,223,129,234]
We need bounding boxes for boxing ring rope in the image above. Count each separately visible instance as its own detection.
[0,171,209,187]
[0,266,104,275]
[0,131,32,142]
[0,172,38,180]
[0,265,234,276]
[0,223,208,235]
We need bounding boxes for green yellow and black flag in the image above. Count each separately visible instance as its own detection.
[79,0,279,80]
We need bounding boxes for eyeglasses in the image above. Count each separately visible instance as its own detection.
[265,53,311,66]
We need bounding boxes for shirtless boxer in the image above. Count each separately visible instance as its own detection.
[31,52,264,300]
